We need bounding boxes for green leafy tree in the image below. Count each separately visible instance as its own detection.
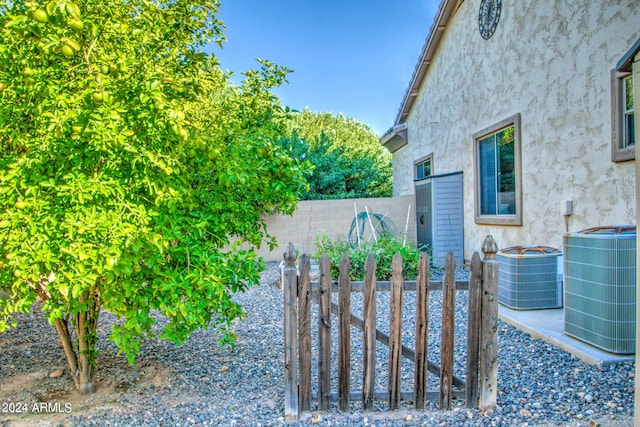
[279,110,392,200]
[0,0,306,394]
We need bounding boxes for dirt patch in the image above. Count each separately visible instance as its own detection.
[0,356,173,426]
[0,303,186,426]
[0,312,180,427]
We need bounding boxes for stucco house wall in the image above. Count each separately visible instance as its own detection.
[388,0,638,260]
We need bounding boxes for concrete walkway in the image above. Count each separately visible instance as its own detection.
[498,305,635,365]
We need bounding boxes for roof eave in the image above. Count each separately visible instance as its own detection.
[395,0,460,126]
[380,123,408,153]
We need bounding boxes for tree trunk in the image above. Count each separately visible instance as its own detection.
[53,293,101,395]
[75,309,97,394]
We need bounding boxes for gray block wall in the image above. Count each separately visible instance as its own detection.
[252,196,416,261]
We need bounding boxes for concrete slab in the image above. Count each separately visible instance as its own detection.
[498,304,635,366]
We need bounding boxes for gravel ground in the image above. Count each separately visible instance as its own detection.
[0,261,635,426]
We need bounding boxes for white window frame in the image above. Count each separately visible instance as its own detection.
[414,153,433,180]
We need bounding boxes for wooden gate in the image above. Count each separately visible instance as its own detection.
[283,235,499,421]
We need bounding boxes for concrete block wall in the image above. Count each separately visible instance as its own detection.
[257,196,416,261]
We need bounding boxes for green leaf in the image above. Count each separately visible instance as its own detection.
[46,2,57,16]
[58,283,69,297]
[65,2,82,19]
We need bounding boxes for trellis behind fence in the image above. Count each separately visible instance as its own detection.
[283,235,499,421]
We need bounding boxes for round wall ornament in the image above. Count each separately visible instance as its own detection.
[478,0,501,40]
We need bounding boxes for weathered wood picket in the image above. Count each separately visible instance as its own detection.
[283,235,499,420]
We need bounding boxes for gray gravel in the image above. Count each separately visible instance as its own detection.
[0,262,635,426]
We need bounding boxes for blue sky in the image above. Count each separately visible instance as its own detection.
[205,1,439,136]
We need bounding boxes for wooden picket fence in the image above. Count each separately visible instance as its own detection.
[283,235,499,420]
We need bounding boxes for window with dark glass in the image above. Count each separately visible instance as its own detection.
[478,127,515,215]
[623,75,635,148]
[415,156,432,180]
[474,114,522,225]
[611,70,636,162]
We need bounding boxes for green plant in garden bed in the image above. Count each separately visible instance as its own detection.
[314,233,431,281]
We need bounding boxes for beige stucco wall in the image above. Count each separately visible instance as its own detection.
[255,196,415,261]
[392,0,639,259]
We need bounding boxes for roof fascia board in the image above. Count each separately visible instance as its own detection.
[617,37,640,72]
[395,0,459,125]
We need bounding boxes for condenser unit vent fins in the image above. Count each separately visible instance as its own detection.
[498,246,562,310]
[563,225,636,354]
